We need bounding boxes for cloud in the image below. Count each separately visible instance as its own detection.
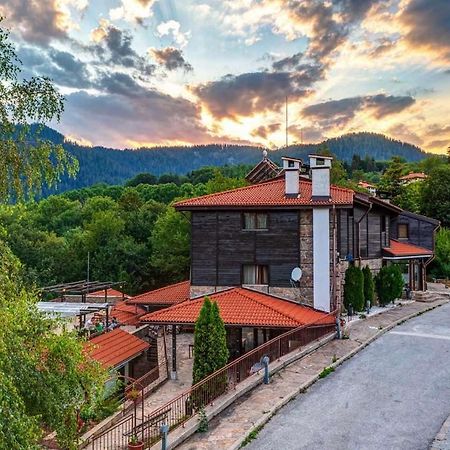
[302,94,416,128]
[156,20,191,48]
[60,86,212,148]
[17,45,92,89]
[251,123,281,139]
[399,0,450,63]
[388,123,423,146]
[149,47,193,72]
[86,22,155,78]
[0,0,86,44]
[109,0,156,24]
[192,60,324,120]
[272,52,303,71]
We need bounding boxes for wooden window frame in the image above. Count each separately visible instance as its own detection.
[242,212,269,231]
[241,264,269,285]
[398,223,409,240]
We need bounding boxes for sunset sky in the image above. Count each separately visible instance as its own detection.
[2,0,449,153]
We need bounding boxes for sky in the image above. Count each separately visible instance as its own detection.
[1,0,450,153]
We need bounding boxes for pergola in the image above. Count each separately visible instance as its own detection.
[42,280,126,303]
[37,301,110,329]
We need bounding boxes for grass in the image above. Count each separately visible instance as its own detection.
[318,366,335,379]
[240,424,264,447]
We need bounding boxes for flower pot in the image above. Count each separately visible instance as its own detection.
[128,442,144,450]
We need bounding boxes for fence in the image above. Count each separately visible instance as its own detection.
[87,414,135,450]
[139,313,337,447]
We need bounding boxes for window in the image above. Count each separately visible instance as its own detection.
[242,264,269,285]
[288,160,295,168]
[243,212,268,230]
[398,223,409,239]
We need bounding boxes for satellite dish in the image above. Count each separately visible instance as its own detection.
[291,267,302,282]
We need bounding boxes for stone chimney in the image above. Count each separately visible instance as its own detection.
[309,154,333,200]
[282,157,302,197]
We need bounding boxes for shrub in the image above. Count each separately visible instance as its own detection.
[362,266,375,307]
[375,265,404,305]
[344,265,365,312]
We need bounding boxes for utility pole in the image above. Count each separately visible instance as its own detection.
[87,251,90,293]
[285,95,289,148]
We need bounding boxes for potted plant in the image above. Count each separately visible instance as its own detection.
[128,434,144,450]
[126,387,140,403]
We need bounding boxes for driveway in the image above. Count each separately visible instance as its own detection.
[247,302,450,450]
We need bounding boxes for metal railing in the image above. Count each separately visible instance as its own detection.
[88,414,134,450]
[140,312,337,446]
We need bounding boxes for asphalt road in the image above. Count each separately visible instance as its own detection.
[247,303,450,450]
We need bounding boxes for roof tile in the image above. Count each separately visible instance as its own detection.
[141,287,334,328]
[174,177,353,209]
[383,239,433,257]
[85,328,149,368]
[128,281,190,306]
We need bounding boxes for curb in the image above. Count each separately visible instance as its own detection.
[430,413,450,450]
[232,299,448,450]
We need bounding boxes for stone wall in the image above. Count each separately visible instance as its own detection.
[190,285,232,299]
[298,210,314,307]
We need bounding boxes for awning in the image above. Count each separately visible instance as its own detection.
[140,287,334,328]
[37,301,109,318]
[383,239,433,260]
[85,328,149,368]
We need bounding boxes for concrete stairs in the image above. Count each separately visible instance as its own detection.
[413,290,450,303]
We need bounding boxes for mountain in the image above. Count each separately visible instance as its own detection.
[35,126,428,194]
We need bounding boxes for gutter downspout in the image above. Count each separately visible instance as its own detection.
[354,203,372,264]
[331,205,338,313]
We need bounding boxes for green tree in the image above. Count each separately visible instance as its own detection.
[0,22,77,201]
[362,266,374,307]
[421,165,450,227]
[395,181,422,213]
[125,173,158,187]
[429,228,450,279]
[209,302,229,372]
[150,206,190,281]
[375,265,404,306]
[193,298,213,385]
[0,240,107,449]
[205,171,247,194]
[378,156,405,202]
[343,265,364,312]
[316,144,347,184]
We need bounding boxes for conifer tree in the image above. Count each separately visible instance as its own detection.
[344,265,365,312]
[362,266,375,307]
[209,301,229,372]
[193,297,212,384]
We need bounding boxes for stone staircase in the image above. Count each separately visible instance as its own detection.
[412,289,450,303]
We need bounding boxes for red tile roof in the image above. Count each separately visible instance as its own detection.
[400,172,427,181]
[358,181,375,189]
[85,328,149,368]
[111,301,146,326]
[383,239,433,258]
[174,177,353,209]
[89,288,128,299]
[140,287,334,328]
[128,281,190,306]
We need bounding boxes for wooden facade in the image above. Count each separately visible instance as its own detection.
[191,210,301,288]
[390,211,439,251]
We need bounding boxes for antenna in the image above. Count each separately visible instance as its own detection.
[285,95,288,148]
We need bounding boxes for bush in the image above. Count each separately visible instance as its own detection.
[375,265,404,305]
[362,266,375,307]
[344,265,365,312]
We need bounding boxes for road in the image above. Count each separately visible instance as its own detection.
[247,302,450,450]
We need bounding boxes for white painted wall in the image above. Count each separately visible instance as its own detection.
[285,170,299,196]
[313,208,331,312]
[312,168,330,198]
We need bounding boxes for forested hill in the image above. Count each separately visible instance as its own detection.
[37,126,428,194]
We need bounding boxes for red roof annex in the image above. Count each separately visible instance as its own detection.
[383,239,433,258]
[111,301,146,326]
[174,177,353,209]
[89,288,128,299]
[85,328,149,368]
[128,280,190,306]
[140,287,334,328]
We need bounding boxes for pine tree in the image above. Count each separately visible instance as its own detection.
[362,266,374,307]
[375,265,404,305]
[193,297,212,385]
[344,265,365,312]
[209,301,229,372]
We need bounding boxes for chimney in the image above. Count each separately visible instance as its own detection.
[282,157,301,197]
[309,154,333,200]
